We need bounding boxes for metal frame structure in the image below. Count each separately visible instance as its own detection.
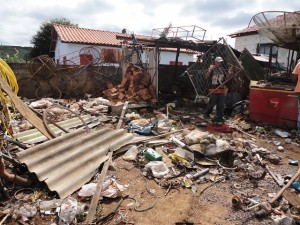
[152,25,206,41]
[184,38,244,102]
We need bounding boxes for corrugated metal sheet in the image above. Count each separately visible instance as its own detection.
[14,115,98,144]
[17,128,133,199]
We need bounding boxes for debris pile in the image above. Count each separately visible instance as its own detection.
[103,63,157,104]
[0,95,300,224]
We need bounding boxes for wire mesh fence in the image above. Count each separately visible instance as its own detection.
[184,38,246,104]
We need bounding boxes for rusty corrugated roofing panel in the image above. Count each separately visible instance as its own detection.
[17,128,133,199]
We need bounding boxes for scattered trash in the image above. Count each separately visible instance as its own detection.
[231,195,242,209]
[123,145,139,161]
[292,182,300,192]
[18,205,37,218]
[273,129,290,138]
[39,199,63,210]
[168,152,190,167]
[273,141,281,146]
[101,176,126,198]
[144,161,169,178]
[78,183,97,197]
[1,89,299,224]
[271,216,294,225]
[143,148,162,161]
[192,168,210,180]
[285,138,292,144]
[128,122,156,135]
[58,196,78,225]
[288,159,299,166]
[207,123,233,133]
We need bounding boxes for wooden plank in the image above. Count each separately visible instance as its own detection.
[116,101,128,130]
[85,151,113,224]
[283,190,300,209]
[0,77,52,139]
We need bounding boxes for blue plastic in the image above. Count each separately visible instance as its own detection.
[128,122,157,135]
[292,182,300,192]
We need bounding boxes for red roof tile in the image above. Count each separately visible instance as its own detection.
[53,24,152,47]
[228,25,258,37]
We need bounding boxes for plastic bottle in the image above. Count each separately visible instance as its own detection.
[143,148,162,161]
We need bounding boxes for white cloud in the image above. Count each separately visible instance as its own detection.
[0,0,298,48]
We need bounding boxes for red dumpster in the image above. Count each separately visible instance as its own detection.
[249,84,298,128]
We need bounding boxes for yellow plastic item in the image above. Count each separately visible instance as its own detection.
[0,58,19,136]
[168,153,190,166]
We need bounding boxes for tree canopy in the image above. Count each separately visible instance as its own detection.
[29,18,77,59]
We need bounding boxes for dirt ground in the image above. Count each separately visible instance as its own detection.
[104,136,300,225]
[1,105,300,225]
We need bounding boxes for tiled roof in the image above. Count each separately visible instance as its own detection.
[228,25,258,37]
[53,24,152,47]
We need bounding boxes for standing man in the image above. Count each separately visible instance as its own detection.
[204,56,228,122]
[292,60,300,141]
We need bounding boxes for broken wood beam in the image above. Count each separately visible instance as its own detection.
[85,151,113,224]
[256,154,283,187]
[116,101,128,129]
[0,77,52,140]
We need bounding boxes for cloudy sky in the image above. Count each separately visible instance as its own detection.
[0,0,298,47]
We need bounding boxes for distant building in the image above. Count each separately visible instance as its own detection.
[228,24,296,70]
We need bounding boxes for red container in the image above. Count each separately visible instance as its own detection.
[249,86,298,128]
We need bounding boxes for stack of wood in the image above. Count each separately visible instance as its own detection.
[103,63,157,104]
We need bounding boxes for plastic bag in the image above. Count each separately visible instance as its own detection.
[123,146,139,161]
[18,205,37,218]
[39,199,62,210]
[144,161,169,178]
[78,183,97,197]
[58,196,78,225]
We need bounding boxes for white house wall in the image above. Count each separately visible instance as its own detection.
[54,38,195,66]
[54,39,119,65]
[234,33,296,68]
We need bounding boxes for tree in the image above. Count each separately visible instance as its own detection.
[29,18,77,59]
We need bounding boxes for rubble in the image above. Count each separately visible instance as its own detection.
[0,95,299,225]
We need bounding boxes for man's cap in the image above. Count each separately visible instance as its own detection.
[215,56,223,62]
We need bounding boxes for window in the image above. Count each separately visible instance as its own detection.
[258,44,278,58]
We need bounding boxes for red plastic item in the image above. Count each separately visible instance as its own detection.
[249,87,297,128]
[207,123,233,133]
